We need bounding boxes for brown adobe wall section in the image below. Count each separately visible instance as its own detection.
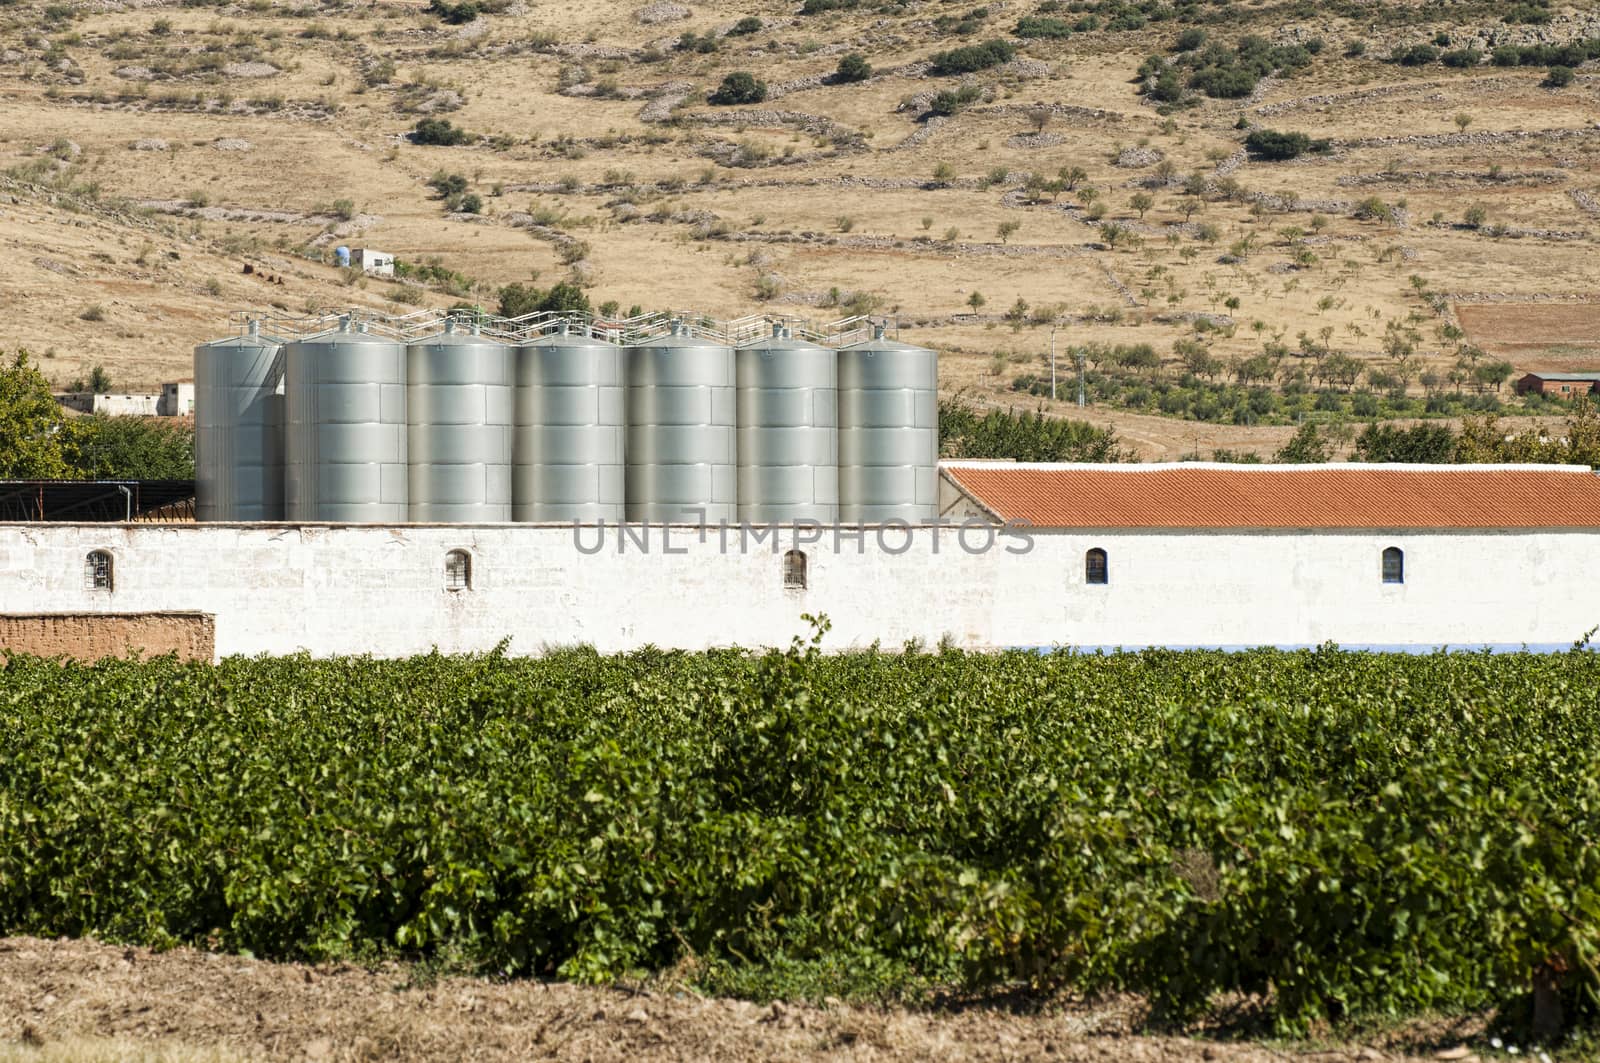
[0,613,215,662]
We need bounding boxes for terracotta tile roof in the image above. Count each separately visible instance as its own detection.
[941,462,1600,529]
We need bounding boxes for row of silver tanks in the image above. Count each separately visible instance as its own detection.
[193,319,938,524]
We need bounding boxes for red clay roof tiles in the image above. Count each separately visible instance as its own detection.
[942,463,1600,529]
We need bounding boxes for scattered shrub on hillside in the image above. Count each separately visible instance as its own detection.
[497,279,590,317]
[1543,64,1575,87]
[932,6,990,35]
[1274,422,1332,463]
[426,0,479,24]
[675,30,718,53]
[1243,129,1330,161]
[1352,195,1396,223]
[928,83,984,116]
[391,258,475,297]
[1144,34,1315,105]
[1487,38,1600,68]
[410,117,472,145]
[1015,15,1071,39]
[708,71,766,105]
[1390,43,1439,66]
[727,15,763,36]
[798,0,857,13]
[427,171,469,198]
[835,52,872,82]
[928,39,1014,76]
[1173,27,1206,51]
[424,171,481,213]
[1440,47,1482,68]
[1504,0,1554,24]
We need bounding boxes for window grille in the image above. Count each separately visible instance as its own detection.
[1382,546,1404,585]
[1085,548,1108,585]
[783,549,807,590]
[84,550,113,592]
[444,549,472,591]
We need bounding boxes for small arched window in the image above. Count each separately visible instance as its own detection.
[84,550,113,592]
[1085,547,1108,585]
[1382,546,1404,585]
[444,549,472,591]
[783,549,807,590]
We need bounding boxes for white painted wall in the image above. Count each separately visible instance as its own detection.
[1,523,1596,660]
[159,382,195,417]
[81,394,162,416]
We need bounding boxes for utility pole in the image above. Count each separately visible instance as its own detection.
[1077,348,1087,408]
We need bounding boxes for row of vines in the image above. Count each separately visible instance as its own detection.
[2,629,1598,1037]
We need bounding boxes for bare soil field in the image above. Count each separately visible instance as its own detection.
[0,936,1487,1062]
[2,0,1600,431]
[1455,302,1600,364]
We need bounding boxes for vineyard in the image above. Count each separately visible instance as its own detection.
[2,629,1599,1042]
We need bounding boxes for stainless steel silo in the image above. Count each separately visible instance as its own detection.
[283,318,409,522]
[626,322,736,524]
[513,323,625,522]
[193,320,284,521]
[837,325,938,524]
[736,324,837,524]
[407,320,512,522]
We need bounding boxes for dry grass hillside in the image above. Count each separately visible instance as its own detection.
[4,0,1600,455]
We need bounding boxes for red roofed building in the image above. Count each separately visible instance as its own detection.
[938,461,1600,530]
[926,460,1600,649]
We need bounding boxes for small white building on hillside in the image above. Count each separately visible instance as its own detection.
[56,392,161,416]
[158,381,194,417]
[351,248,395,277]
[58,382,196,418]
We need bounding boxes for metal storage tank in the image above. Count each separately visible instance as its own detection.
[626,322,736,524]
[837,325,938,524]
[407,320,512,522]
[283,318,409,522]
[513,323,625,522]
[193,320,285,521]
[736,324,837,524]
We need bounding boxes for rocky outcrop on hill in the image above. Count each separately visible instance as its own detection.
[1341,126,1600,151]
[1337,169,1567,188]
[636,81,694,122]
[684,109,864,146]
[636,2,690,24]
[1115,146,1164,168]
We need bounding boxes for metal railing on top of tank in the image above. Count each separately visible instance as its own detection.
[224,308,901,347]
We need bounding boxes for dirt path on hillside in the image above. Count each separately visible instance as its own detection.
[0,937,1488,1062]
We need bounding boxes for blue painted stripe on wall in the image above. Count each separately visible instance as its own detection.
[1009,643,1590,655]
